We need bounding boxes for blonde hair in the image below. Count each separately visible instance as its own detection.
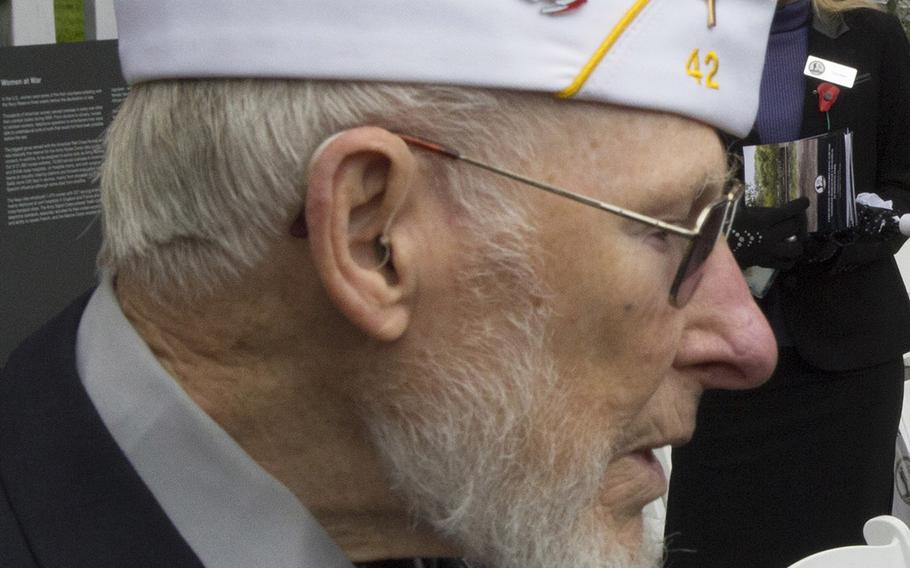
[812,0,882,14]
[99,80,555,300]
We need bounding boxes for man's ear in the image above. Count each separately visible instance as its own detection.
[303,127,417,342]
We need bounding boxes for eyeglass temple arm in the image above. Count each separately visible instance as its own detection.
[396,133,698,239]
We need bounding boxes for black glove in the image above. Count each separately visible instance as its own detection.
[729,197,809,270]
[855,204,900,238]
[800,205,901,274]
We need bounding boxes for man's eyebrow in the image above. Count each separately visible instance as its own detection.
[636,172,718,220]
[691,169,732,203]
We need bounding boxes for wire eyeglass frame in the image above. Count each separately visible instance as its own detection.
[396,133,742,307]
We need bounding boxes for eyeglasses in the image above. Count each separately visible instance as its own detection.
[397,133,742,307]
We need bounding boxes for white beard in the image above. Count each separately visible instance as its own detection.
[359,232,663,568]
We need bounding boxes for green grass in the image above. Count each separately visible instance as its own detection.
[54,0,85,43]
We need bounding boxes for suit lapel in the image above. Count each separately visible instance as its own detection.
[0,292,204,568]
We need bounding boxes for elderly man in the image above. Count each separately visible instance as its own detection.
[0,1,778,567]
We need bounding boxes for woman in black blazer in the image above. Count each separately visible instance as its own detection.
[665,3,910,567]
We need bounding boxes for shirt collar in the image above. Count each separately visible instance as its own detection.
[75,275,355,568]
[812,9,850,39]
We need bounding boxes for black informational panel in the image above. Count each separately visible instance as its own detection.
[1,40,126,365]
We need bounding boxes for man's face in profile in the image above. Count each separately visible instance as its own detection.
[351,103,765,568]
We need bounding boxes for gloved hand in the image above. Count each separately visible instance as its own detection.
[800,204,903,274]
[855,204,900,238]
[728,197,809,269]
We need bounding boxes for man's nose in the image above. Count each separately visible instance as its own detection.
[674,241,778,390]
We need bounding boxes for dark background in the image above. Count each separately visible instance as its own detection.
[1,40,124,365]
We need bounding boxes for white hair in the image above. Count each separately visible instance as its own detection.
[98,79,553,300]
[359,224,662,568]
[99,79,668,566]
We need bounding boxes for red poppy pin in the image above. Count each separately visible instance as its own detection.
[817,82,840,113]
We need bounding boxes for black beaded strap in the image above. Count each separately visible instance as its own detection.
[729,228,763,253]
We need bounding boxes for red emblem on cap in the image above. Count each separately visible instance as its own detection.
[533,0,587,15]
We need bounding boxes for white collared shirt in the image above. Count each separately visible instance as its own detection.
[75,276,355,568]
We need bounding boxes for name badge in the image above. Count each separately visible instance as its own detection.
[804,55,858,88]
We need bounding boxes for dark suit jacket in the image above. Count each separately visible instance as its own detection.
[740,9,910,371]
[0,295,464,568]
[0,293,205,568]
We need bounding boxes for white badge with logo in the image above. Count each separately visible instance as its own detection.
[803,55,858,88]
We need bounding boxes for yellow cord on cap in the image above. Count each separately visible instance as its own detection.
[557,0,652,99]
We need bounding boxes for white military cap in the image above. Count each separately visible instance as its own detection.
[114,0,776,136]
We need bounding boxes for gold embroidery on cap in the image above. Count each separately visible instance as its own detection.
[686,48,721,90]
[556,0,652,99]
[704,50,720,89]
[686,49,704,85]
[707,0,716,28]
